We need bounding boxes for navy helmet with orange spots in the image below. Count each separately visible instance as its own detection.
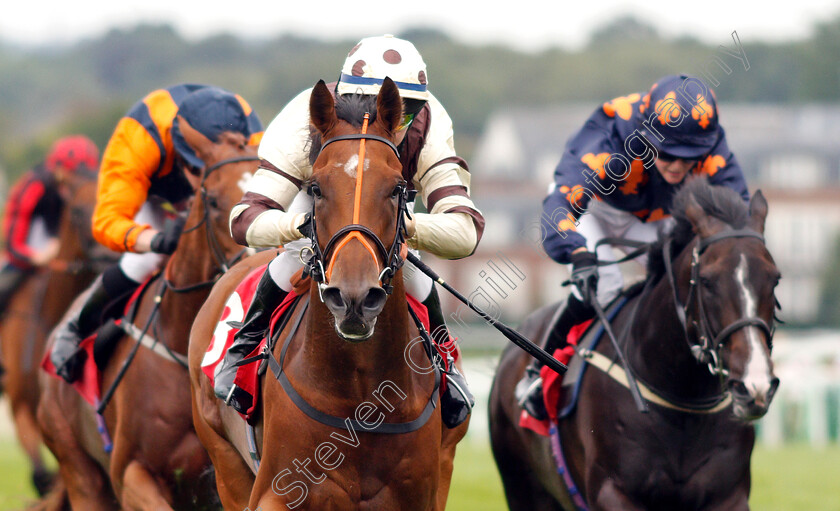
[336,34,429,102]
[639,74,721,160]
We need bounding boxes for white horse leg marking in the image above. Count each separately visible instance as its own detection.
[735,254,773,398]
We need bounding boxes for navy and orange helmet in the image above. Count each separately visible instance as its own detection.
[45,135,99,174]
[639,74,720,160]
[171,87,258,170]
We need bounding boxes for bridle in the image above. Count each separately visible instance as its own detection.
[663,229,774,377]
[300,113,414,300]
[163,155,259,293]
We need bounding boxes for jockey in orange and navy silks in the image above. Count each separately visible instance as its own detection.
[0,135,100,313]
[93,83,263,253]
[517,74,751,421]
[50,84,263,384]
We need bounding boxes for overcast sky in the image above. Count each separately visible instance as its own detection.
[2,0,839,51]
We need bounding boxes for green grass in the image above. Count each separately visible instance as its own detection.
[0,437,838,510]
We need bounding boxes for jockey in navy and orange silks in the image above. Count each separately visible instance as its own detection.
[50,84,263,383]
[517,74,751,420]
[0,135,100,313]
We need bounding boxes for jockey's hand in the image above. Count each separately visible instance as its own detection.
[150,215,187,255]
[570,250,599,305]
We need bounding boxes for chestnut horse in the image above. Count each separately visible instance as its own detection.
[490,178,780,511]
[190,78,467,510]
[37,123,259,510]
[0,168,115,496]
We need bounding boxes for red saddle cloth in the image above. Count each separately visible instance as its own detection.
[519,319,592,436]
[200,265,453,421]
[40,279,152,409]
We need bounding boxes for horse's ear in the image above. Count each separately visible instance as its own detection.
[685,193,725,239]
[376,77,403,134]
[310,80,337,135]
[748,189,768,235]
[178,115,215,163]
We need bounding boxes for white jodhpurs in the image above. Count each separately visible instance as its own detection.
[117,198,171,284]
[573,200,674,306]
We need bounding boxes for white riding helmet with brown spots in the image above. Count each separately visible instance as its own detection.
[336,34,429,101]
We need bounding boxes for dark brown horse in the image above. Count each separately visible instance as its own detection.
[490,178,780,511]
[36,122,259,510]
[190,78,467,510]
[0,167,115,496]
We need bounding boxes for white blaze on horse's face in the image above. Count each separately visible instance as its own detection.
[735,254,774,400]
[341,154,369,178]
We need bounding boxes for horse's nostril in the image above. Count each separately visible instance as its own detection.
[728,380,749,398]
[362,287,388,314]
[322,287,346,313]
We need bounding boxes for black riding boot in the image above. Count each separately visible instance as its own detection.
[515,294,595,420]
[50,265,139,383]
[215,269,287,414]
[423,286,475,428]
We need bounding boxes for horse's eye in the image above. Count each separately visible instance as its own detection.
[698,275,714,289]
[391,183,405,198]
[309,183,322,198]
[206,195,219,209]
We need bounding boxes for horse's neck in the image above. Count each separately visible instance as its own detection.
[302,283,418,399]
[628,271,721,400]
[157,216,221,351]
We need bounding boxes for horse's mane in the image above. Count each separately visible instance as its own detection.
[308,93,379,165]
[647,176,749,280]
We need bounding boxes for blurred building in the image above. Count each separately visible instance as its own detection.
[437,103,840,331]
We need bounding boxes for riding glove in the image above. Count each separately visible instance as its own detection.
[570,251,599,305]
[150,215,187,254]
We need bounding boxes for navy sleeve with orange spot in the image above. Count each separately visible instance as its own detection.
[540,107,619,264]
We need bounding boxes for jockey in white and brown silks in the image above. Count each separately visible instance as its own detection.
[49,84,263,382]
[218,34,486,428]
[516,74,752,420]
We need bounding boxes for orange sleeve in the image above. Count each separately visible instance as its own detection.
[92,117,159,252]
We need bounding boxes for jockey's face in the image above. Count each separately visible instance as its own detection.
[654,156,696,185]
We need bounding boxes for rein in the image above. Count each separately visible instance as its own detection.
[163,155,258,292]
[301,113,412,298]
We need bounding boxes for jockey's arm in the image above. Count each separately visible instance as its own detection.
[410,98,484,260]
[229,89,312,248]
[92,117,162,253]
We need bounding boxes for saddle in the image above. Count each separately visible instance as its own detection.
[519,283,644,436]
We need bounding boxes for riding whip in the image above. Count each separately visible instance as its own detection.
[405,252,567,375]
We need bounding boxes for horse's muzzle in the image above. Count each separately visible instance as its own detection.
[322,286,388,342]
[729,376,780,420]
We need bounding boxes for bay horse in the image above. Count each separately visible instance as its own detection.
[36,121,260,510]
[189,78,467,510]
[489,178,781,511]
[0,167,115,496]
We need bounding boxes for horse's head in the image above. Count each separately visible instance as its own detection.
[59,168,118,272]
[669,178,781,420]
[176,114,260,270]
[306,78,409,342]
